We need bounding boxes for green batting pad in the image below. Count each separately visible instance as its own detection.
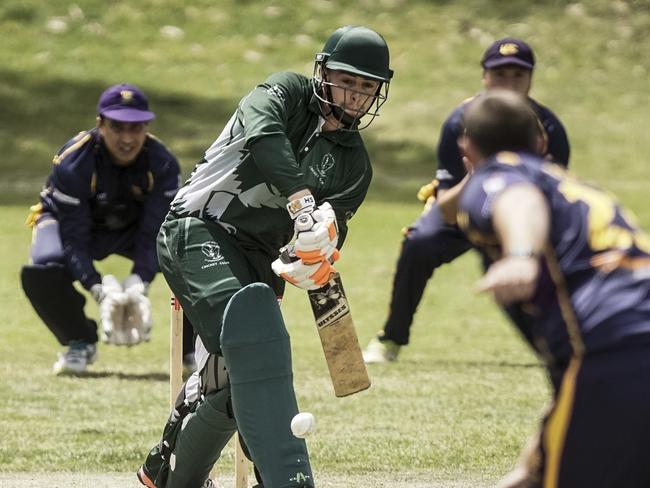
[165,388,237,488]
[221,283,314,487]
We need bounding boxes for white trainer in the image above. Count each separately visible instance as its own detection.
[362,337,401,363]
[53,341,98,375]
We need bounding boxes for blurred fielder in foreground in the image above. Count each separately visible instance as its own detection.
[457,90,650,488]
[363,37,570,363]
[137,25,392,488]
[21,83,194,375]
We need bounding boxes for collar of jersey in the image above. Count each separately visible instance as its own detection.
[307,96,364,147]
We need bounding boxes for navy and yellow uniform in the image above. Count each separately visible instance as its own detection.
[459,151,650,488]
[22,127,181,346]
[378,95,570,347]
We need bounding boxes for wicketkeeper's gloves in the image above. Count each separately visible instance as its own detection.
[122,274,153,343]
[93,274,128,344]
[91,274,152,346]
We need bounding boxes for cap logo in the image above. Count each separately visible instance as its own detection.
[499,43,519,56]
[120,90,134,103]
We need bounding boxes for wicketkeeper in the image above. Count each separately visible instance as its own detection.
[137,25,392,488]
[21,83,195,375]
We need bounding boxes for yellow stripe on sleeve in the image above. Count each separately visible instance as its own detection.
[52,132,92,165]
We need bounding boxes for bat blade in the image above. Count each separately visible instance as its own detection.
[308,273,370,397]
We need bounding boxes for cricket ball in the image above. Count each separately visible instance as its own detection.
[290,412,316,438]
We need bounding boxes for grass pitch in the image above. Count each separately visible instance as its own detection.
[1,203,546,485]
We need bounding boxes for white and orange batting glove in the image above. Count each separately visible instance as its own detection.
[287,196,339,264]
[272,254,339,290]
[294,202,338,264]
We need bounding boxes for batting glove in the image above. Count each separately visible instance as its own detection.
[272,255,338,290]
[286,195,339,264]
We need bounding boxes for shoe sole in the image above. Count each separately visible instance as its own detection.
[137,466,156,488]
[53,364,88,375]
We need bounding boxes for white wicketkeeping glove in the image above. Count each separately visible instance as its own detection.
[97,274,128,345]
[293,202,339,264]
[272,255,337,291]
[119,274,153,346]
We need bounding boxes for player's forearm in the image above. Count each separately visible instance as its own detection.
[492,184,549,257]
[437,174,470,224]
[248,134,308,197]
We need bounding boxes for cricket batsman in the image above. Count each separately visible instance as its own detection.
[137,25,393,488]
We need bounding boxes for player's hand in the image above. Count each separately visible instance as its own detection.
[293,202,339,264]
[416,179,438,203]
[90,274,122,303]
[476,256,539,305]
[122,273,149,296]
[271,255,338,290]
[97,275,128,344]
[120,274,153,345]
[496,466,540,488]
[120,293,153,345]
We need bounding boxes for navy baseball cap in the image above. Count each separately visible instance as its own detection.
[481,38,535,71]
[97,83,155,123]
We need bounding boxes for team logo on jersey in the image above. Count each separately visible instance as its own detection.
[309,153,335,185]
[200,241,228,268]
[499,43,519,56]
[265,84,286,102]
[482,175,507,194]
[319,154,335,175]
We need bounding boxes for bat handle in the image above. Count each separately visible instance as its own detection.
[295,213,314,232]
[279,245,297,264]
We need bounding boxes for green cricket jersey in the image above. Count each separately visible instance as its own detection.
[169,71,372,257]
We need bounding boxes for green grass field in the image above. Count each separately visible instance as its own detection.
[1,0,649,486]
[1,203,546,486]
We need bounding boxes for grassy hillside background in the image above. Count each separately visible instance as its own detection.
[1,0,649,206]
[1,1,649,486]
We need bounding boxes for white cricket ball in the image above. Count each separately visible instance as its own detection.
[290,412,316,438]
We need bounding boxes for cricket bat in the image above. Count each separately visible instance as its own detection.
[306,272,371,397]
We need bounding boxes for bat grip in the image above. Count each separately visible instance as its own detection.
[295,213,314,232]
[279,245,297,264]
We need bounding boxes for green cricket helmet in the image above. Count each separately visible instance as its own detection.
[313,26,393,130]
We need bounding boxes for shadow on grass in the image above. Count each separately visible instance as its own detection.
[392,358,542,369]
[0,68,433,204]
[65,370,170,381]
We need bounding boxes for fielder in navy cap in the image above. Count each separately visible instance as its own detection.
[481,37,535,71]
[97,83,155,123]
[363,36,570,365]
[20,82,197,377]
